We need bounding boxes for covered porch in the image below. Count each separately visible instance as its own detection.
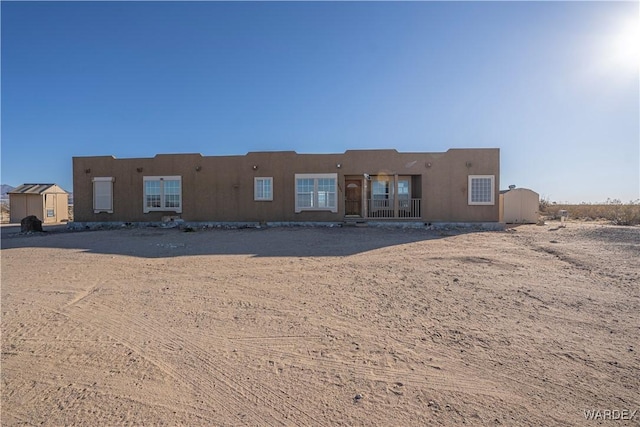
[344,174,422,220]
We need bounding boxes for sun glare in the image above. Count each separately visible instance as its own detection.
[597,14,640,78]
[610,17,640,71]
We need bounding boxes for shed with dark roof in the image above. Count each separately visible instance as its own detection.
[8,184,69,224]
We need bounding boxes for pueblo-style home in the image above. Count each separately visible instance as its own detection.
[72,148,500,225]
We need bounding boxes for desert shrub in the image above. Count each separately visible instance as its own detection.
[1,200,10,223]
[539,196,551,213]
[544,201,640,225]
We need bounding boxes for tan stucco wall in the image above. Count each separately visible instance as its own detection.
[9,194,27,223]
[44,193,56,223]
[73,149,500,223]
[10,194,43,223]
[10,192,69,224]
[56,193,70,223]
[43,193,69,223]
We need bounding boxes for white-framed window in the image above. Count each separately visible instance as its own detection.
[143,176,182,213]
[254,177,273,201]
[468,175,495,205]
[398,179,410,208]
[295,173,338,213]
[372,179,391,200]
[93,177,114,213]
[371,178,392,210]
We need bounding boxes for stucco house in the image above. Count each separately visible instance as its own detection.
[8,183,69,224]
[72,148,500,226]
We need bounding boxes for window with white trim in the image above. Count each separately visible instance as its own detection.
[295,173,337,213]
[468,175,495,205]
[93,177,114,213]
[372,179,391,200]
[143,176,182,213]
[254,177,273,201]
[398,179,410,208]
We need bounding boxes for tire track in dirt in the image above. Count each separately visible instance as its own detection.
[226,337,513,399]
[63,284,98,309]
[18,277,525,420]
[118,313,324,427]
[129,329,320,426]
[52,304,258,426]
[5,361,218,426]
[221,324,560,405]
[189,311,514,399]
[160,299,532,401]
[1,408,33,426]
[64,300,323,426]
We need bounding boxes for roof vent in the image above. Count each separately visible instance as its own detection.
[508,185,516,190]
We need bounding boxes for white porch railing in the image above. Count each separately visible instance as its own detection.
[366,198,421,219]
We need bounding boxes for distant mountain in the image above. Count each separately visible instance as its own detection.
[1,184,15,198]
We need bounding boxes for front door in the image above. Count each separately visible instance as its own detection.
[345,180,362,216]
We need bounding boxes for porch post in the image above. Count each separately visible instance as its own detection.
[393,173,399,218]
[363,175,368,218]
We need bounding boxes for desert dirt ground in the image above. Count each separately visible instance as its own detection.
[1,222,639,426]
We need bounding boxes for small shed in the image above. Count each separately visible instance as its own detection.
[499,188,539,224]
[8,184,69,224]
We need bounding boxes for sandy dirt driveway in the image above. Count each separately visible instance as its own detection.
[1,222,639,426]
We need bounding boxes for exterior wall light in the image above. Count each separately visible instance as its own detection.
[137,167,143,173]
[252,165,258,170]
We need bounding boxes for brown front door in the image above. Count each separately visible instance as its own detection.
[345,180,362,216]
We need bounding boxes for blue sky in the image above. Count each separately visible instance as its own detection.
[2,1,638,203]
